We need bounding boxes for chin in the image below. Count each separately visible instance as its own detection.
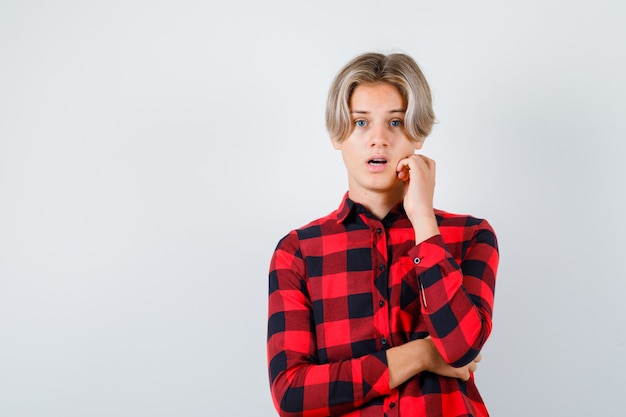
[367,181,402,193]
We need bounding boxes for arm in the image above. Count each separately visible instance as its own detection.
[386,337,481,389]
[266,233,478,416]
[409,224,498,366]
[267,233,390,417]
[398,154,499,366]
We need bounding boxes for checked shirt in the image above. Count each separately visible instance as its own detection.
[267,194,499,417]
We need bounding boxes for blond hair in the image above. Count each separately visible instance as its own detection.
[325,52,435,143]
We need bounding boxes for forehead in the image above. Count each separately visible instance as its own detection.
[349,82,405,110]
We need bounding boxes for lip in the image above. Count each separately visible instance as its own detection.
[366,154,389,173]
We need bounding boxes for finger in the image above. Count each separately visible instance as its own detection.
[397,166,410,181]
[416,155,436,183]
[416,154,435,167]
[411,154,435,174]
[396,158,414,181]
[411,154,434,171]
[396,156,413,174]
[474,353,482,363]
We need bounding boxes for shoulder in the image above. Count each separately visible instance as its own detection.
[271,209,343,277]
[435,209,494,229]
[274,208,342,251]
[434,209,497,246]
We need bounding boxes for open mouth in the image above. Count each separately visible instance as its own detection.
[368,158,388,166]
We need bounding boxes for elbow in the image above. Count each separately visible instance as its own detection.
[269,390,307,417]
[442,318,491,367]
[449,346,481,368]
[270,373,305,417]
[278,388,305,417]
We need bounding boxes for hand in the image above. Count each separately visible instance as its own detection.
[386,337,481,389]
[422,337,481,381]
[396,154,438,243]
[396,153,435,217]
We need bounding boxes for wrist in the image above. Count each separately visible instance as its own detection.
[412,339,431,374]
[387,340,425,389]
[409,214,439,244]
[406,338,438,376]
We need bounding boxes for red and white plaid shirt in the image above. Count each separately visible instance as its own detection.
[267,194,499,417]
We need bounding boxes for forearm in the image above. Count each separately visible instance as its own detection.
[270,338,474,415]
[411,213,440,245]
[386,339,427,389]
[268,349,390,417]
[410,222,498,366]
[421,276,489,366]
[386,337,481,389]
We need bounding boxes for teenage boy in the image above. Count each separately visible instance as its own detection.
[267,52,499,417]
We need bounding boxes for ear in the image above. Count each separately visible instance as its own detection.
[331,137,342,150]
[414,138,425,150]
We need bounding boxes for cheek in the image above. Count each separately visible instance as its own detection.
[341,147,362,166]
[398,143,416,157]
[405,141,420,154]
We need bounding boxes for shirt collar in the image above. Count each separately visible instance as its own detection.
[336,192,354,224]
[335,192,406,224]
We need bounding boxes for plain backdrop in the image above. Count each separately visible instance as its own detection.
[1,1,625,416]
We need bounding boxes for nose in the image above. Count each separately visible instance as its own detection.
[369,123,389,147]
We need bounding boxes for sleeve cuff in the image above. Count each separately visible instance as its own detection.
[404,234,464,311]
[406,234,449,272]
[359,350,391,401]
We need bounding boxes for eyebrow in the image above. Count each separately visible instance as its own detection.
[351,109,406,114]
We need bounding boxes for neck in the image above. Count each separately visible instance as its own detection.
[348,187,404,220]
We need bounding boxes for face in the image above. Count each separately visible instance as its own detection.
[332,82,422,200]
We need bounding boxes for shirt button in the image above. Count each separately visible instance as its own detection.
[381,337,388,345]
[379,264,385,271]
[389,402,395,409]
[376,228,382,234]
[379,300,385,307]
[413,257,421,265]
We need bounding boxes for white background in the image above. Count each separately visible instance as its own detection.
[1,1,625,416]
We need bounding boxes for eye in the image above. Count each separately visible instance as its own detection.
[354,119,368,127]
[389,119,404,127]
